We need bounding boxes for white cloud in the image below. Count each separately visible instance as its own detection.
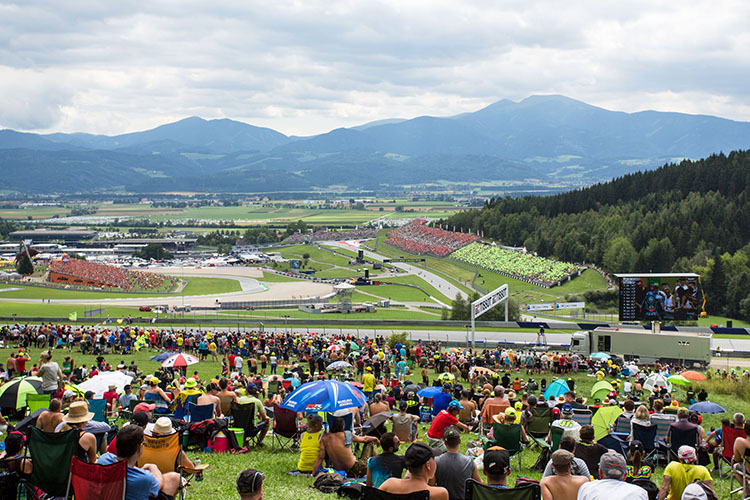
[0,0,748,135]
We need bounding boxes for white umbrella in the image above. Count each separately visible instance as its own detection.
[78,371,134,396]
[643,373,672,394]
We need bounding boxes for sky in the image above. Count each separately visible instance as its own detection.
[1,1,749,137]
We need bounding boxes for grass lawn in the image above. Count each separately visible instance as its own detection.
[179,277,242,295]
[0,344,743,500]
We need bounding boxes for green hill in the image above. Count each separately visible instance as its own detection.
[444,150,750,319]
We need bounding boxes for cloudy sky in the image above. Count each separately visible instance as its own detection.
[1,1,748,136]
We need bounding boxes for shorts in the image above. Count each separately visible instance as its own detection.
[346,441,375,478]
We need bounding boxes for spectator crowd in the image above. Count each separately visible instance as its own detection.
[49,259,174,291]
[386,220,479,257]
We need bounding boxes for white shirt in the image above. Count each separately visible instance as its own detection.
[577,479,648,500]
[234,356,243,369]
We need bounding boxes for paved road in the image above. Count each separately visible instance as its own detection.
[327,241,468,304]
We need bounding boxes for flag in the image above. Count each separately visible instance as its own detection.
[68,312,77,321]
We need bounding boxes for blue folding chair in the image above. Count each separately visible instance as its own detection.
[88,398,107,423]
[187,402,215,423]
[174,394,199,421]
[631,422,659,464]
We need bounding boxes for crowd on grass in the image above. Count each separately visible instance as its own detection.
[284,228,379,244]
[386,219,479,257]
[451,242,579,287]
[49,259,174,291]
[0,324,742,500]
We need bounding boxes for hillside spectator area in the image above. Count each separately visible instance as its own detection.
[48,259,172,291]
[386,219,479,257]
[451,241,579,287]
[284,227,378,243]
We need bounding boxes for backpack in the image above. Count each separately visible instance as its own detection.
[313,472,345,494]
[631,478,659,500]
[336,481,363,499]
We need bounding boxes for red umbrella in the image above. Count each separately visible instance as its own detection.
[161,353,199,368]
[681,370,707,382]
[348,381,364,389]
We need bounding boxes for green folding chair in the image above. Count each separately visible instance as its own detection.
[484,423,524,471]
[549,425,564,452]
[527,406,552,449]
[20,427,78,499]
[26,393,51,415]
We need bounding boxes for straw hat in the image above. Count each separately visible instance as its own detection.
[64,401,94,424]
[152,417,174,435]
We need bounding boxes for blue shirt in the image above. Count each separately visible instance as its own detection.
[432,392,452,416]
[98,453,160,500]
[368,453,405,488]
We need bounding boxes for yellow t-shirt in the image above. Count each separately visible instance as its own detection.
[664,462,712,500]
[363,373,375,392]
[297,430,323,472]
[177,337,184,346]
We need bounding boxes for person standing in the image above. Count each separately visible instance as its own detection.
[434,428,481,500]
[38,351,63,396]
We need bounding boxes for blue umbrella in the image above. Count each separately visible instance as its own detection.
[590,352,611,360]
[417,386,442,398]
[281,380,366,413]
[689,401,726,414]
[326,361,352,371]
[151,352,172,362]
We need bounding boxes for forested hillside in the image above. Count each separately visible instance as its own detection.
[445,150,750,318]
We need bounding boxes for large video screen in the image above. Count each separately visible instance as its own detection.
[618,275,702,321]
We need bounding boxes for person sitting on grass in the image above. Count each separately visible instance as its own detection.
[98,424,181,500]
[312,416,380,478]
[391,400,420,443]
[297,414,324,474]
[236,468,265,500]
[366,432,405,488]
[379,442,448,500]
[425,400,470,452]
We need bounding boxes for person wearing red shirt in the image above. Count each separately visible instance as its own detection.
[103,384,119,413]
[15,350,29,374]
[426,400,470,451]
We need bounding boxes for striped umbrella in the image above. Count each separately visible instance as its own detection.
[161,353,199,368]
[0,376,43,409]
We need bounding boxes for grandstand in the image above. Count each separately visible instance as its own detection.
[451,242,579,287]
[385,219,478,257]
[48,258,174,291]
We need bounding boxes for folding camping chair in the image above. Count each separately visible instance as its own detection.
[465,478,541,500]
[631,422,659,465]
[731,454,750,500]
[174,394,199,421]
[527,406,552,449]
[480,403,509,435]
[120,399,146,421]
[19,427,78,499]
[361,486,429,500]
[25,393,50,415]
[571,409,593,427]
[549,426,564,452]
[664,424,699,462]
[187,402,215,423]
[484,423,524,471]
[68,457,126,500]
[720,426,747,479]
[88,398,108,423]
[230,401,263,447]
[273,403,303,451]
[651,414,677,443]
[218,396,234,418]
[137,431,207,500]
[613,413,632,434]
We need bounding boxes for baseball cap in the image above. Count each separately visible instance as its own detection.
[483,447,509,475]
[442,383,452,390]
[680,482,709,500]
[551,449,574,467]
[133,402,156,413]
[131,411,150,427]
[447,400,464,410]
[246,383,258,394]
[443,428,461,442]
[598,451,627,480]
[561,403,573,415]
[678,445,698,463]
[404,442,439,468]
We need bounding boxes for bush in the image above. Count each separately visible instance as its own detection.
[388,332,413,349]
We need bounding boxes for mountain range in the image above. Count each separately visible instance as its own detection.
[1,95,749,194]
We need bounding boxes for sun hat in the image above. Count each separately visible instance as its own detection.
[152,417,174,435]
[63,401,94,424]
[63,389,76,399]
[108,384,117,391]
[184,379,197,389]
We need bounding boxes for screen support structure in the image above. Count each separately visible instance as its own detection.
[470,284,509,348]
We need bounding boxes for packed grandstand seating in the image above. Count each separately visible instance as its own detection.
[385,219,479,257]
[49,259,173,291]
[451,242,579,287]
[284,227,379,243]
